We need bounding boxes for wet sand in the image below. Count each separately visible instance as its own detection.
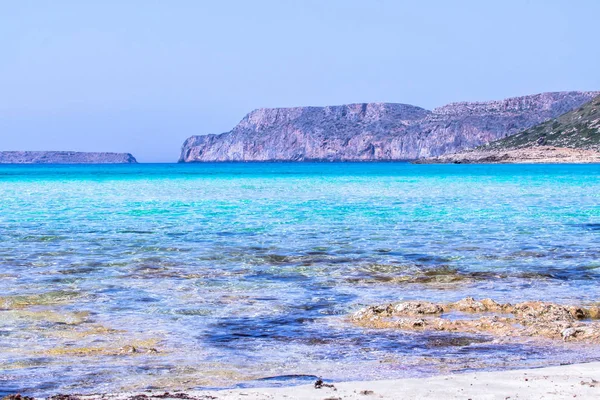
[30,362,599,400]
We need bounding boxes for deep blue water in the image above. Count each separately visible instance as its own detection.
[1,163,600,395]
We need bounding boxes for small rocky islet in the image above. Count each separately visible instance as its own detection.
[0,151,137,164]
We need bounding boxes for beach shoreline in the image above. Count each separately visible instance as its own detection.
[12,362,597,400]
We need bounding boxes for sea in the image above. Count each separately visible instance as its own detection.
[1,163,600,396]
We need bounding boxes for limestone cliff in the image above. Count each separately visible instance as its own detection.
[179,91,599,162]
[486,94,600,151]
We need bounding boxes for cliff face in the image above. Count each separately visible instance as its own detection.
[179,91,599,162]
[415,94,600,164]
[485,94,600,151]
[0,151,138,164]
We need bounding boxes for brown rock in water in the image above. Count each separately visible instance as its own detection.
[47,395,82,400]
[351,297,600,343]
[2,395,36,400]
[392,301,444,315]
[588,306,600,319]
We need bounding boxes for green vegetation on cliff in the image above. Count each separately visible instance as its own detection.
[485,95,600,151]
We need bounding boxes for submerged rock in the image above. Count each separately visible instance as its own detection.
[43,339,162,357]
[0,290,81,309]
[351,297,600,343]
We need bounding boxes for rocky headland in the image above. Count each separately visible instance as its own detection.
[179,91,599,162]
[0,151,138,164]
[418,94,600,163]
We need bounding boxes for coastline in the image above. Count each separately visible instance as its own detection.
[29,362,600,400]
[414,146,600,164]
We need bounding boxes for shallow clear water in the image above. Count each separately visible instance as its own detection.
[1,163,600,395]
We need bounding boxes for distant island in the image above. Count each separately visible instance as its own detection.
[179,91,599,162]
[0,151,138,164]
[417,94,600,164]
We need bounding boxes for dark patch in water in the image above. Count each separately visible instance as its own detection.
[261,254,291,264]
[137,297,160,303]
[247,245,270,251]
[216,231,256,237]
[246,271,311,283]
[58,267,97,275]
[519,266,600,281]
[236,374,320,389]
[576,223,600,231]
[404,253,453,263]
[347,262,600,286]
[205,315,316,345]
[256,374,319,382]
[251,253,355,267]
[424,333,491,348]
[510,250,546,258]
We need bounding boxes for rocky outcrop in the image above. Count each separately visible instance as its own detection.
[417,94,600,164]
[0,151,138,164]
[486,94,600,151]
[352,297,600,343]
[179,91,599,162]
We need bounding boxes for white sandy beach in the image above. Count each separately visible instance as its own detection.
[77,362,600,400]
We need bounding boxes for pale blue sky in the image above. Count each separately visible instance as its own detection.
[1,0,598,162]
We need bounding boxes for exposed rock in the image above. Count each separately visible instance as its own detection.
[47,395,82,400]
[1,395,36,400]
[351,297,600,343]
[179,91,599,162]
[0,151,137,164]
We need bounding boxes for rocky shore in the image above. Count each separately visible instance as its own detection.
[0,151,137,164]
[352,297,600,343]
[414,146,600,164]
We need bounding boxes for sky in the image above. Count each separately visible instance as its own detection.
[1,0,599,162]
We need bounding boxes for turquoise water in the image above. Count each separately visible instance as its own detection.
[1,163,600,395]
